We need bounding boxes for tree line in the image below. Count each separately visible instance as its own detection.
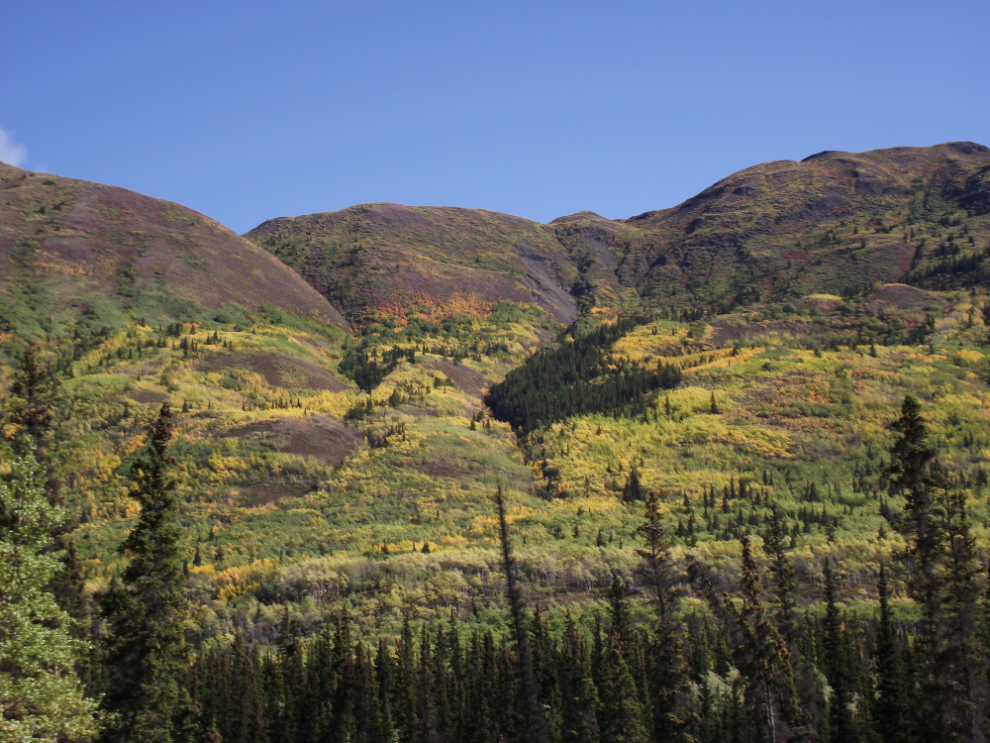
[485,317,683,433]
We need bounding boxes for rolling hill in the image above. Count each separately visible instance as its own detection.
[246,142,990,328]
[0,162,347,338]
[244,203,618,325]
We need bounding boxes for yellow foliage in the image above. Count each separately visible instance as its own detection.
[952,349,986,365]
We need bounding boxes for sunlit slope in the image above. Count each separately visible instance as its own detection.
[0,163,346,336]
[245,203,627,325]
[553,142,990,308]
[51,285,990,622]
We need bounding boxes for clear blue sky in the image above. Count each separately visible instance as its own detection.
[2,1,988,234]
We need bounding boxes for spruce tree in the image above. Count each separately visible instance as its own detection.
[3,347,58,457]
[596,634,648,743]
[822,558,856,742]
[636,490,694,741]
[873,564,908,743]
[0,447,99,742]
[559,614,599,743]
[101,403,193,743]
[885,395,944,741]
[727,537,800,743]
[886,395,940,637]
[622,468,644,503]
[764,504,796,643]
[494,486,548,743]
[937,485,986,740]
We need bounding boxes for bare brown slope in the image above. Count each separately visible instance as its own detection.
[0,164,346,329]
[245,203,601,324]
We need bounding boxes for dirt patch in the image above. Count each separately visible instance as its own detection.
[237,481,313,507]
[864,283,945,313]
[225,415,360,464]
[428,360,488,398]
[131,388,167,405]
[709,320,819,347]
[198,352,349,391]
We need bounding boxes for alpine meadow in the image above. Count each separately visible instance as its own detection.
[4,142,990,742]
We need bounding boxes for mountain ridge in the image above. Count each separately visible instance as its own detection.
[245,141,990,325]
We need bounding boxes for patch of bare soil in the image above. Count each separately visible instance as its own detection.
[864,283,945,313]
[237,481,313,507]
[519,252,578,323]
[225,415,360,464]
[416,459,473,479]
[428,360,488,398]
[131,388,167,405]
[198,352,349,391]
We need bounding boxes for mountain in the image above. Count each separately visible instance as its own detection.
[247,143,990,327]
[244,203,625,325]
[3,145,990,742]
[0,163,346,336]
[558,141,990,307]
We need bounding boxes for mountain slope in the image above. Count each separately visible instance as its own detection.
[245,203,627,325]
[589,141,990,306]
[0,163,346,335]
[246,143,990,328]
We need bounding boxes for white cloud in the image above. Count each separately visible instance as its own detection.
[0,128,28,167]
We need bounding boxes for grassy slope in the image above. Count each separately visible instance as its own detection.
[0,163,347,340]
[34,284,988,639]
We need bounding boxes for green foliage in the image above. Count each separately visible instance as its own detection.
[486,316,683,432]
[338,343,415,392]
[0,449,99,742]
[101,404,193,743]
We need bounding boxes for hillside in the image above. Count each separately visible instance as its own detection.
[245,203,627,325]
[565,141,990,307]
[5,146,990,742]
[246,143,990,331]
[0,163,347,339]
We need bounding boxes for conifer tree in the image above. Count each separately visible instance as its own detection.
[101,403,193,743]
[885,395,946,740]
[622,468,644,503]
[559,614,599,743]
[0,447,99,742]
[886,395,940,636]
[3,347,58,457]
[727,537,800,743]
[822,558,856,742]
[495,486,548,743]
[636,490,694,740]
[596,634,648,743]
[937,485,986,741]
[873,564,908,743]
[764,504,796,643]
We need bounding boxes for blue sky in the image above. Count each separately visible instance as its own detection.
[2,1,987,234]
